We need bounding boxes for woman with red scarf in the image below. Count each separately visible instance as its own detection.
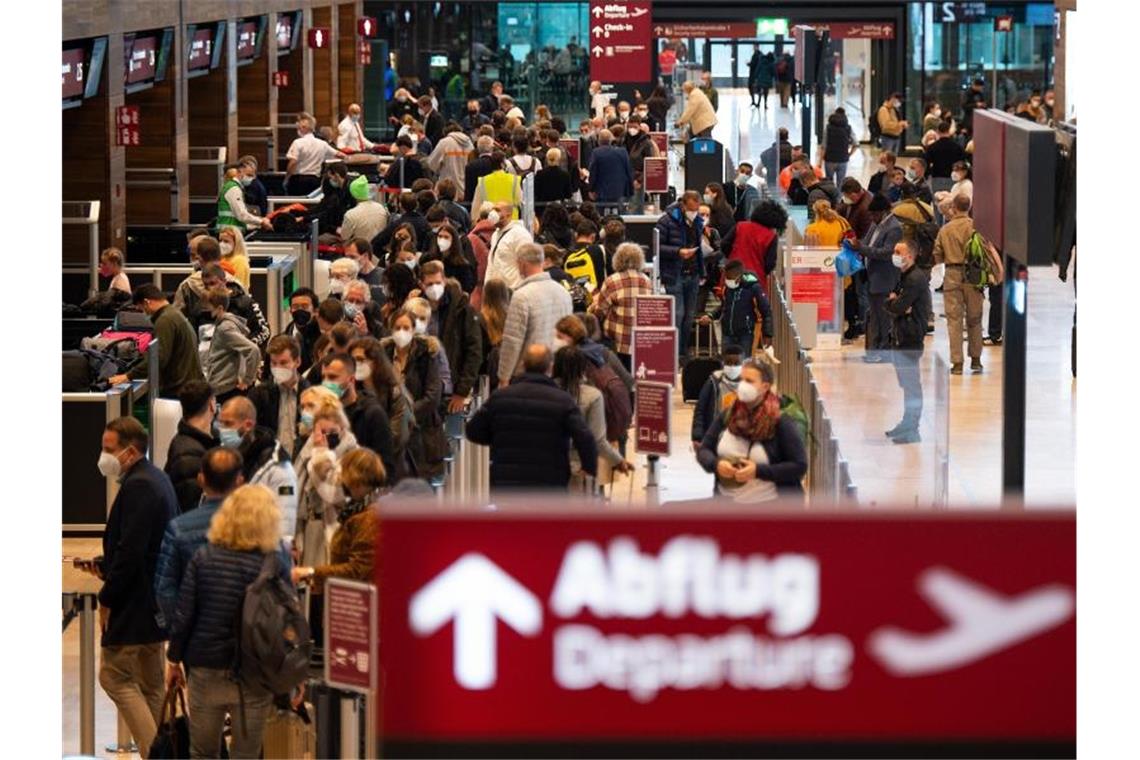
[696,358,807,502]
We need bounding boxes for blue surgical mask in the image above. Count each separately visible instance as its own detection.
[300,410,314,429]
[322,380,345,398]
[218,427,242,449]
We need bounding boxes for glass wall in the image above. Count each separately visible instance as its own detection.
[905,2,1055,131]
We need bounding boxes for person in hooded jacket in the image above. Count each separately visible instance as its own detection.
[655,191,706,357]
[797,168,840,220]
[427,123,475,193]
[202,287,261,404]
[697,357,807,501]
[822,107,857,186]
[721,200,786,293]
[164,380,220,513]
[220,396,299,544]
[691,346,744,451]
[700,259,773,356]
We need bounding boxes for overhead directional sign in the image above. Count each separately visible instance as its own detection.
[378,510,1075,748]
[589,2,651,83]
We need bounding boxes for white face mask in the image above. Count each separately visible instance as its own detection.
[736,380,761,405]
[552,336,569,351]
[685,209,698,222]
[952,171,965,182]
[627,127,638,136]
[906,169,918,181]
[271,366,295,385]
[354,363,372,382]
[220,242,233,257]
[702,193,714,205]
[735,173,749,187]
[393,328,413,348]
[438,236,452,252]
[487,210,501,226]
[97,450,124,478]
[403,258,417,270]
[892,254,906,268]
[725,278,739,289]
[619,110,630,119]
[722,364,742,381]
[425,283,445,301]
[414,318,428,335]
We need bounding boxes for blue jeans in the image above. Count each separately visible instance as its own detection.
[665,276,701,356]
[824,161,848,186]
[879,135,901,154]
[892,349,924,431]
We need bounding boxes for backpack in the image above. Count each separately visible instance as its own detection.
[233,553,312,700]
[508,156,536,179]
[868,110,883,141]
[62,343,143,392]
[563,276,593,313]
[964,231,1004,289]
[563,247,598,290]
[779,394,810,447]
[585,361,633,442]
[905,201,939,269]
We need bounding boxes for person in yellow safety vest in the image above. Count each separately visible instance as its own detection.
[470,163,523,222]
[216,166,272,232]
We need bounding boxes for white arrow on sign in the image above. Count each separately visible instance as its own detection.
[592,25,604,37]
[591,5,604,17]
[867,567,1074,677]
[592,45,604,57]
[409,553,542,689]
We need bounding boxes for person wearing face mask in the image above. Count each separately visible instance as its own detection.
[868,150,896,197]
[387,87,418,127]
[236,155,268,216]
[702,183,736,239]
[876,92,908,155]
[496,243,574,387]
[216,226,251,290]
[462,99,490,133]
[838,179,874,340]
[483,200,533,290]
[310,162,357,235]
[109,284,204,397]
[413,260,482,414]
[847,194,902,363]
[202,286,261,404]
[80,417,179,758]
[900,158,934,204]
[218,396,299,539]
[922,102,944,135]
[215,166,272,233]
[282,288,320,370]
[382,308,447,478]
[248,335,310,458]
[697,358,807,501]
[884,239,931,444]
[285,112,344,196]
[320,353,395,477]
[336,103,374,152]
[701,258,772,358]
[656,191,707,358]
[732,163,761,223]
[691,346,744,452]
[164,380,221,513]
[343,280,385,338]
[416,94,445,146]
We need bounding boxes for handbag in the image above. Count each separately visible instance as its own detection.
[834,241,865,277]
[148,685,190,759]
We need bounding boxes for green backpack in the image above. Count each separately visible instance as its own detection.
[964,231,1001,290]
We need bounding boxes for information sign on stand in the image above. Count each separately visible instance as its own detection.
[642,156,668,195]
[558,138,581,165]
[634,381,672,456]
[634,293,675,329]
[788,247,843,350]
[632,328,677,386]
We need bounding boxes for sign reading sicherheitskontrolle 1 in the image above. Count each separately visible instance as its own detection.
[379,510,1074,745]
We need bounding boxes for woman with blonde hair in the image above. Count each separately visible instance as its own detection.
[293,396,358,571]
[291,448,383,588]
[165,484,296,759]
[217,226,251,289]
[804,199,851,247]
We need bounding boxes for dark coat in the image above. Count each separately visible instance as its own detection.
[838,189,874,239]
[862,214,903,295]
[344,391,396,476]
[435,281,483,398]
[244,177,269,216]
[167,546,291,668]
[824,113,856,164]
[386,154,426,190]
[587,144,634,202]
[924,136,967,178]
[423,109,446,146]
[624,131,658,180]
[153,496,224,629]
[697,413,808,497]
[98,459,179,646]
[534,166,573,204]
[248,376,311,440]
[164,421,219,513]
[886,264,932,350]
[465,373,597,488]
[383,335,445,477]
[655,202,706,285]
[464,153,500,202]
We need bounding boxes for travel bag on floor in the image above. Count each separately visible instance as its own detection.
[682,321,722,402]
[262,702,316,760]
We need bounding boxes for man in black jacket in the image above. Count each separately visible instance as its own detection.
[868,151,896,197]
[418,95,446,146]
[248,335,310,456]
[371,191,431,255]
[419,261,483,413]
[885,239,931,444]
[466,344,597,490]
[924,120,967,178]
[464,135,500,203]
[322,353,396,477]
[164,380,219,512]
[86,416,179,755]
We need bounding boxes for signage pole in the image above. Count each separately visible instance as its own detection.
[991,34,998,105]
[1001,258,1027,507]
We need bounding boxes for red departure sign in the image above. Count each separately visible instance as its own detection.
[815,22,896,39]
[115,105,140,147]
[642,156,668,194]
[307,27,330,49]
[378,510,1075,743]
[358,17,377,38]
[273,70,290,87]
[632,327,676,386]
[589,1,652,83]
[634,381,671,455]
[634,294,675,328]
[325,579,378,693]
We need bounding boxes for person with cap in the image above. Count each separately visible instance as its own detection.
[846,194,902,363]
[340,175,389,244]
[337,103,375,152]
[109,284,204,399]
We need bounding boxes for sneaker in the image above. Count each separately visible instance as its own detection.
[950,363,963,375]
[984,335,1003,346]
[971,359,984,373]
[891,429,922,444]
[863,354,887,364]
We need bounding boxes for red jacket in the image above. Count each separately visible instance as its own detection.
[727,221,777,291]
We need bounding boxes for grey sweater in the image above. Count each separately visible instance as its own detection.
[205,312,260,394]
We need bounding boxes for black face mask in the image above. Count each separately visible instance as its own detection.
[468,109,479,116]
[326,431,341,450]
[292,309,312,327]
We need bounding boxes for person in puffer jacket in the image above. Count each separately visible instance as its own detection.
[164,484,294,759]
[203,287,261,403]
[701,259,773,355]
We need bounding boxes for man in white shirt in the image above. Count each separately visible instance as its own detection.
[339,175,389,244]
[336,103,374,152]
[485,201,533,290]
[285,112,343,195]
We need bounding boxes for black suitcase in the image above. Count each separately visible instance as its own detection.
[682,322,722,402]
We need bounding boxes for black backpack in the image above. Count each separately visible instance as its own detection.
[233,553,312,700]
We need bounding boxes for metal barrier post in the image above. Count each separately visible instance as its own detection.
[340,693,361,759]
[67,592,98,756]
[106,712,137,754]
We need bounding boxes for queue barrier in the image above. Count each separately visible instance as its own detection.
[62,592,98,756]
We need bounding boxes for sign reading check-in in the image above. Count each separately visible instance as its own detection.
[378,510,1074,745]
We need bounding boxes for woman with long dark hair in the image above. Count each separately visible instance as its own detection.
[349,337,413,480]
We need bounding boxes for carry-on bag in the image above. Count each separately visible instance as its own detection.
[682,321,722,402]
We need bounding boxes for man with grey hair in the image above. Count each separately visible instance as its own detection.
[587,128,633,207]
[484,200,533,290]
[285,111,344,195]
[496,243,573,387]
[464,134,501,203]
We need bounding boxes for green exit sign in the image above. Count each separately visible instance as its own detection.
[756,18,789,36]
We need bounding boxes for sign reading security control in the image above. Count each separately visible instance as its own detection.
[378,510,1075,743]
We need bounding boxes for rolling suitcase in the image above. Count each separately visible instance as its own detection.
[262,702,316,759]
[682,321,722,402]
